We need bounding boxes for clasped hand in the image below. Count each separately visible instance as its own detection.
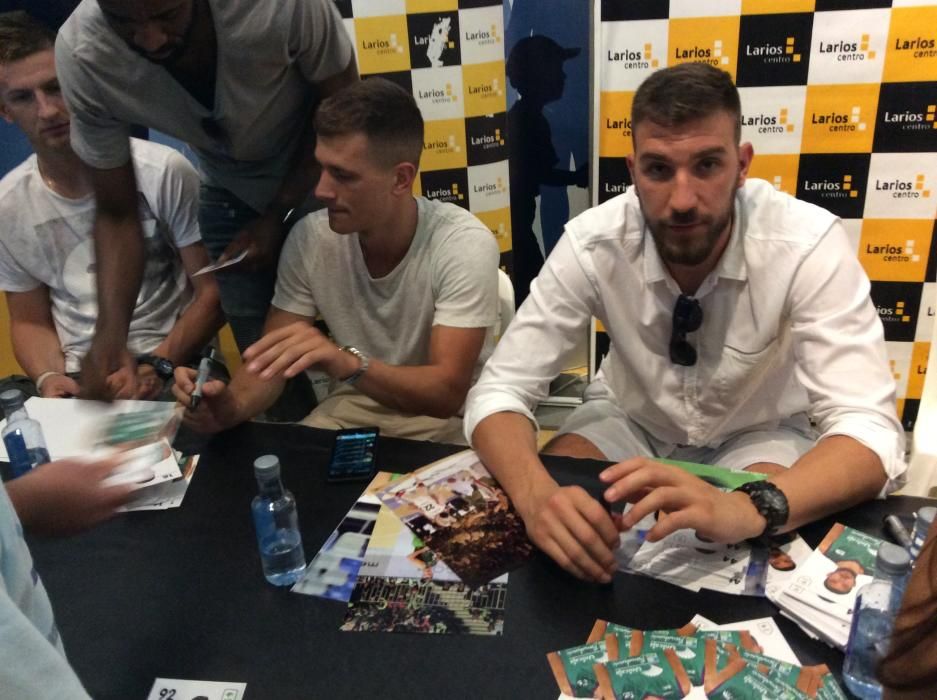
[171,367,238,434]
[525,457,764,584]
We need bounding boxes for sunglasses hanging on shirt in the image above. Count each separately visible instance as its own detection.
[670,294,703,366]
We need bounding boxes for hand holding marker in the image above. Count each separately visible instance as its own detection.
[191,349,213,410]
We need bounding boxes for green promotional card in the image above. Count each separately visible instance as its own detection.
[816,673,849,700]
[655,459,766,490]
[550,640,608,697]
[641,632,706,686]
[597,652,688,700]
[707,663,810,700]
[822,524,881,573]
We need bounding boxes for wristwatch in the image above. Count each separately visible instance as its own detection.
[734,480,790,539]
[136,354,175,382]
[339,346,369,385]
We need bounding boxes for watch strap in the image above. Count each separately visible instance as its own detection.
[136,354,175,381]
[734,480,790,539]
[339,346,369,385]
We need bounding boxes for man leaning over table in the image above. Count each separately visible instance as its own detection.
[0,11,223,401]
[465,63,906,584]
[54,0,358,398]
[173,78,500,444]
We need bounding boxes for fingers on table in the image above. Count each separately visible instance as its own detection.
[538,487,619,582]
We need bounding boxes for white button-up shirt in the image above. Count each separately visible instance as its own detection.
[465,179,906,493]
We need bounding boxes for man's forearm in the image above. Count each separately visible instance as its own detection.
[11,322,67,380]
[93,213,143,348]
[771,435,888,533]
[151,292,225,366]
[227,367,288,424]
[5,477,40,531]
[351,359,468,418]
[471,411,558,520]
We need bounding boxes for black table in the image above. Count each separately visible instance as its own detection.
[25,422,932,699]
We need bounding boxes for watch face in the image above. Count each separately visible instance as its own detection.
[138,355,174,380]
[154,359,174,379]
[739,481,789,533]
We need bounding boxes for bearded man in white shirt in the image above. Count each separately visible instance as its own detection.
[465,63,906,584]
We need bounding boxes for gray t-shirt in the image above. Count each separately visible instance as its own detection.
[0,139,200,373]
[55,0,353,213]
[273,197,500,380]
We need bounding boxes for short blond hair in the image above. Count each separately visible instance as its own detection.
[0,11,55,66]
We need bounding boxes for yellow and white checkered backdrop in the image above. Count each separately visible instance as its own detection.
[592,0,937,431]
[334,0,512,264]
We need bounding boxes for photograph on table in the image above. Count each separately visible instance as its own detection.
[360,493,502,584]
[375,450,533,587]
[293,472,396,601]
[340,575,507,636]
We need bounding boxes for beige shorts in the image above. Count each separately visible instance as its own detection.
[300,384,466,445]
[556,396,817,470]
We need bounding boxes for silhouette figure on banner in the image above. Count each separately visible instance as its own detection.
[506,36,588,307]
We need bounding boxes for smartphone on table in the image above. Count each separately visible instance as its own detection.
[326,426,379,482]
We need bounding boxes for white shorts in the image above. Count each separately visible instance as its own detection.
[555,396,817,470]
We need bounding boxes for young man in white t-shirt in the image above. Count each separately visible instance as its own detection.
[173,78,500,443]
[0,12,224,401]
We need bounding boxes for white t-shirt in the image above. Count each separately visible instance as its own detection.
[465,179,906,494]
[0,139,201,373]
[273,197,500,383]
[56,0,353,213]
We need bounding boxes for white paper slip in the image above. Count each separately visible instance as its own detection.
[99,438,182,490]
[193,249,248,276]
[147,678,246,700]
[121,455,199,511]
[0,398,177,461]
[765,535,813,600]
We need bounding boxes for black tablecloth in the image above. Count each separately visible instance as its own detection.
[25,422,933,699]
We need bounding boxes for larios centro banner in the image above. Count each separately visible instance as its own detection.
[593,0,937,431]
[335,0,512,264]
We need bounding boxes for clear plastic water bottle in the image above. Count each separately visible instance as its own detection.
[909,506,935,564]
[251,455,306,586]
[1,389,50,478]
[842,542,912,700]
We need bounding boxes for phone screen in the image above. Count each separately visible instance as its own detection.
[326,427,379,482]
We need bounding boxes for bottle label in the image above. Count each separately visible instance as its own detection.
[3,430,32,477]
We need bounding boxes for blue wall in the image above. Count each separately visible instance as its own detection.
[0,120,33,177]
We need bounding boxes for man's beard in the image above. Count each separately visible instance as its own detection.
[128,0,199,67]
[129,38,185,65]
[640,189,736,267]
